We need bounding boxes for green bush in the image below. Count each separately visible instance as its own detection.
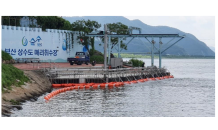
[2,50,13,60]
[129,58,144,67]
[2,64,29,91]
[89,48,95,56]
[90,55,104,63]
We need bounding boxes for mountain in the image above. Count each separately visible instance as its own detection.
[63,16,215,56]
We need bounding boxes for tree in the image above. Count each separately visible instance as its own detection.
[2,16,23,26]
[36,16,72,30]
[103,22,129,52]
[71,19,101,55]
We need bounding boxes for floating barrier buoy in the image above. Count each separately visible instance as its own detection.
[64,88,67,91]
[144,79,148,81]
[169,75,174,78]
[100,84,106,87]
[44,96,49,100]
[163,76,167,79]
[92,84,99,89]
[88,83,95,86]
[62,84,73,87]
[46,75,175,101]
[156,77,161,80]
[115,83,120,87]
[138,79,145,82]
[79,86,84,89]
[131,80,137,83]
[100,84,106,88]
[108,84,114,87]
[124,81,131,84]
[85,85,90,89]
[74,86,79,89]
[52,84,62,88]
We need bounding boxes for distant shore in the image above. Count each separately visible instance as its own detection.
[110,53,215,59]
[122,56,215,59]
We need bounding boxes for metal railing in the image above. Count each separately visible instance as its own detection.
[45,66,169,83]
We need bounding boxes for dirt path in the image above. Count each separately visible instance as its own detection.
[2,70,52,117]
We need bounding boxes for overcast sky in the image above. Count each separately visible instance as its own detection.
[62,15,216,47]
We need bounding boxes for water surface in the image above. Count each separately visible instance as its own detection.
[11,59,215,117]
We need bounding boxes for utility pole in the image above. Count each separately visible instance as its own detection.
[104,24,107,69]
[159,37,162,69]
[151,38,155,66]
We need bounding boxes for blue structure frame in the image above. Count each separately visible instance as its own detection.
[86,33,185,68]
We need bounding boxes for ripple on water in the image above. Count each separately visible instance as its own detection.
[10,77,214,117]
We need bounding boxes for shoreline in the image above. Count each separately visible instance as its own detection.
[2,70,52,117]
[1,62,120,116]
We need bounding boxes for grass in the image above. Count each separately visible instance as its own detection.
[2,50,30,92]
[2,98,20,105]
[10,99,21,105]
[2,50,13,60]
[2,64,29,91]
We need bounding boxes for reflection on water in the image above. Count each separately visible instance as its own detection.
[11,59,215,117]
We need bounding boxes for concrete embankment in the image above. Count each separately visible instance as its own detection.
[2,70,52,117]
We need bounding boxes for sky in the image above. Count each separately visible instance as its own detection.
[124,16,215,48]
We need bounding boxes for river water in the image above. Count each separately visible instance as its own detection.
[11,59,215,117]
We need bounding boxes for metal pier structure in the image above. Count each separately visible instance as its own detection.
[44,66,170,84]
[41,25,184,84]
[86,24,185,69]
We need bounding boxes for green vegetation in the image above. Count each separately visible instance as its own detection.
[36,16,72,30]
[10,99,21,105]
[90,50,104,63]
[2,16,72,30]
[112,53,215,59]
[71,19,101,55]
[2,50,13,60]
[2,52,29,92]
[2,64,29,91]
[2,98,20,105]
[2,16,23,26]
[129,58,144,67]
[90,55,104,63]
[102,22,129,51]
[113,53,153,58]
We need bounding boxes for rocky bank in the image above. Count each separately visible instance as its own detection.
[2,70,52,116]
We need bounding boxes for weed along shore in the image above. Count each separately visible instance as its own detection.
[2,70,52,116]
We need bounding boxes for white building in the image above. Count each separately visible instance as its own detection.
[1,25,84,62]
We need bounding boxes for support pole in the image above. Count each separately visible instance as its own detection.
[151,38,155,66]
[159,37,162,69]
[104,24,107,69]
[108,36,111,64]
[118,38,121,58]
